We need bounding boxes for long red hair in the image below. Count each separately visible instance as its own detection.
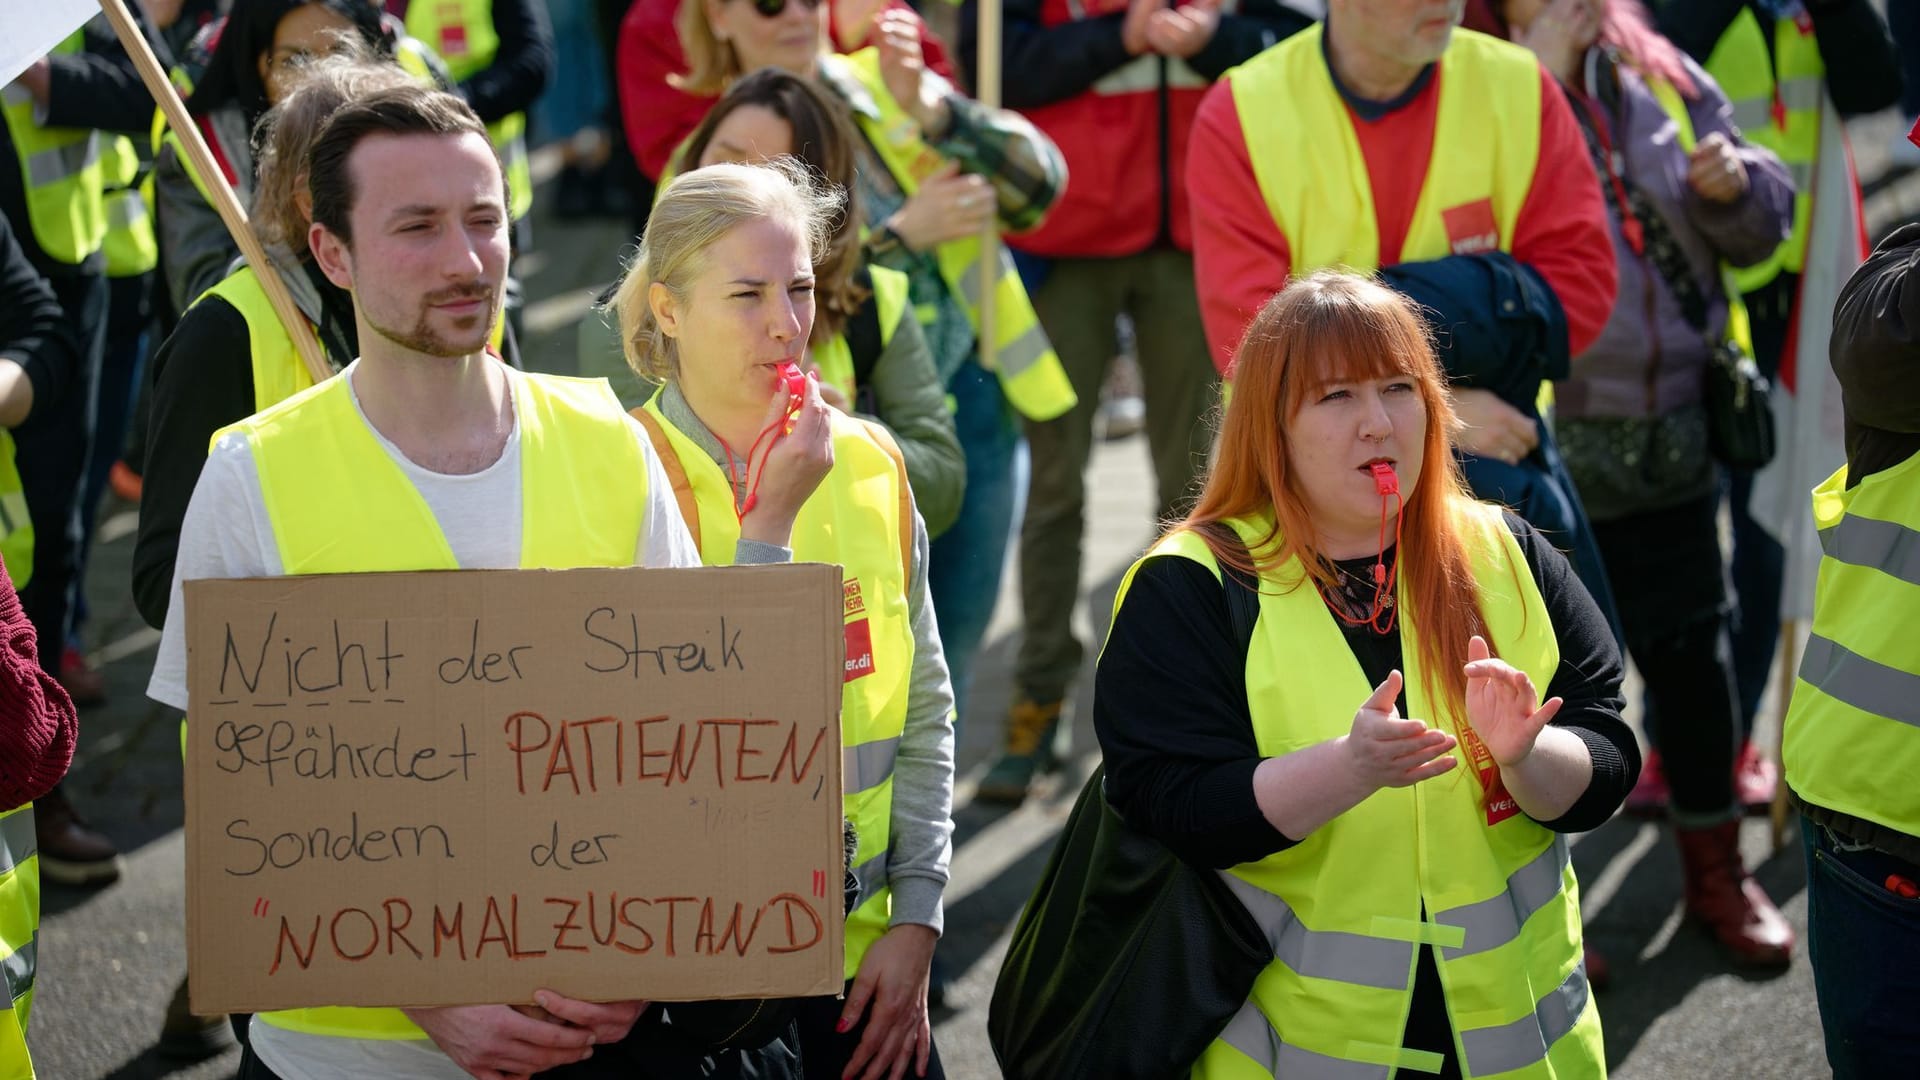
[1186,272,1489,725]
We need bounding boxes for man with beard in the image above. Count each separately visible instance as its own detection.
[145,83,832,1079]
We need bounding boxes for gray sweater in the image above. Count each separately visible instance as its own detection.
[656,385,957,934]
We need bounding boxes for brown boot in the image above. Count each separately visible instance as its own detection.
[1675,820,1792,969]
[34,787,124,887]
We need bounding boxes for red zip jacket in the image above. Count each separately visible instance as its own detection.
[1187,59,1616,374]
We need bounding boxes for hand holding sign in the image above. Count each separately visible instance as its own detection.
[1343,670,1457,790]
[1462,635,1563,768]
[402,1002,596,1080]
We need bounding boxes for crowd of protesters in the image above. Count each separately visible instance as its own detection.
[5,0,1920,1076]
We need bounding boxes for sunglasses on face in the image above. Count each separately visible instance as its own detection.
[741,0,823,18]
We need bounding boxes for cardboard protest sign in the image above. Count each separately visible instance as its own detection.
[183,564,846,1014]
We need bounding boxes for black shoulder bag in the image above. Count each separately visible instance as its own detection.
[987,536,1274,1080]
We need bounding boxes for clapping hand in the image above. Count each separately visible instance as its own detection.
[1342,671,1459,790]
[1462,635,1563,767]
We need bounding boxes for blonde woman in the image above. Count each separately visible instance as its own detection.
[615,160,956,1080]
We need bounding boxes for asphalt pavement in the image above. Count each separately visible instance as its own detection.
[28,105,1920,1080]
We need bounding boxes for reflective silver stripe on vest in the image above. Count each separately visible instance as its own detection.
[997,322,1054,381]
[1777,75,1822,112]
[1218,1000,1390,1080]
[1434,836,1571,960]
[1798,633,1920,729]
[851,851,889,908]
[0,811,33,878]
[845,736,899,796]
[1727,76,1823,133]
[1786,159,1815,192]
[0,85,28,108]
[2,935,33,1007]
[1458,961,1589,1077]
[954,258,1050,381]
[107,190,147,229]
[24,132,100,188]
[1217,873,1415,990]
[1729,97,1770,133]
[1819,513,1920,589]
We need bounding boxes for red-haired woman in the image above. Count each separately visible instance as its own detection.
[1094,272,1636,1078]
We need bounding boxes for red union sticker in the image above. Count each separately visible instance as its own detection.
[844,618,875,682]
[1483,775,1521,826]
[1441,198,1500,256]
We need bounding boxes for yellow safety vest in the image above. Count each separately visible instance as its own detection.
[634,395,915,979]
[0,433,32,591]
[101,134,157,279]
[1228,24,1540,275]
[404,0,533,221]
[211,369,647,1040]
[823,50,1076,423]
[1645,78,1756,357]
[810,264,910,403]
[1783,451,1920,838]
[1,804,39,1080]
[2,32,106,267]
[1706,7,1823,290]
[1114,502,1603,1080]
[201,265,328,412]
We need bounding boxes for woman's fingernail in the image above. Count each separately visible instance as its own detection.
[837,1017,854,1033]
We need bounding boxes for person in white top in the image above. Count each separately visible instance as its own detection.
[147,83,833,1080]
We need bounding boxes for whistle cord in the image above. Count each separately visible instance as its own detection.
[1320,488,1405,635]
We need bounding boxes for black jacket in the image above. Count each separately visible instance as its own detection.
[0,211,79,415]
[1829,221,1920,488]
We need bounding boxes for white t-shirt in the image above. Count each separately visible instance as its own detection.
[145,362,699,1080]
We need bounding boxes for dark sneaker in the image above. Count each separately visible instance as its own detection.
[158,975,233,1061]
[35,788,124,887]
[974,698,1064,805]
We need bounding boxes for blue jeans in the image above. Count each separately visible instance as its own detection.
[531,0,609,140]
[1803,817,1920,1077]
[928,362,1023,731]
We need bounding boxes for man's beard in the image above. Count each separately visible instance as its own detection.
[368,283,500,358]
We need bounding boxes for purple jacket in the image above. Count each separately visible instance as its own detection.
[1553,50,1795,421]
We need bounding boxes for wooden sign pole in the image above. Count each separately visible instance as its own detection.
[96,0,332,386]
[975,0,1001,372]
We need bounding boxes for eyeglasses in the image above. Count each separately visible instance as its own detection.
[741,0,823,19]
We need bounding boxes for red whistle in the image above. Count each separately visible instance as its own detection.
[1888,874,1920,899]
[775,360,805,433]
[1369,460,1399,496]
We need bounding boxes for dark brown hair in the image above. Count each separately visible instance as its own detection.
[679,68,866,344]
[307,83,499,246]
